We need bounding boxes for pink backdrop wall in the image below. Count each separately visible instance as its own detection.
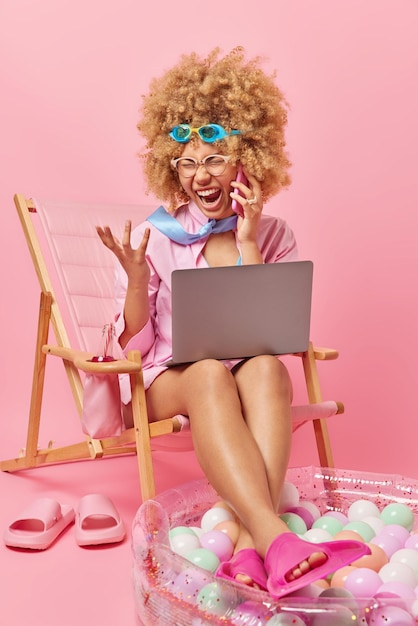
[1,0,417,478]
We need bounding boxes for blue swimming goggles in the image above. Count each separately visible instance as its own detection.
[169,124,241,144]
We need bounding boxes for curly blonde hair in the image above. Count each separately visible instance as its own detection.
[138,47,291,210]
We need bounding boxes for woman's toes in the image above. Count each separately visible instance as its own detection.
[308,551,328,570]
[285,552,328,582]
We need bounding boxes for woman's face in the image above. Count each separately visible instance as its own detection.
[177,140,238,220]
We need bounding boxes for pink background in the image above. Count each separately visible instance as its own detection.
[0,1,418,624]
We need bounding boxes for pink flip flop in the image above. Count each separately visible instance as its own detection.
[265,532,371,598]
[216,548,268,591]
[75,494,126,546]
[3,497,75,550]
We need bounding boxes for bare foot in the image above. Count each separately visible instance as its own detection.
[235,573,263,590]
[285,551,328,582]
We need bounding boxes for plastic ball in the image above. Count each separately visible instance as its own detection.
[169,525,199,538]
[213,500,237,519]
[286,582,323,598]
[342,521,375,542]
[286,506,315,529]
[333,529,364,542]
[319,587,355,600]
[343,567,382,597]
[213,520,240,545]
[170,532,201,557]
[310,604,357,626]
[196,581,236,616]
[390,547,418,578]
[378,561,417,587]
[200,506,234,531]
[380,523,411,544]
[323,511,349,525]
[298,499,321,522]
[330,565,358,588]
[278,481,300,512]
[360,515,385,536]
[411,599,418,619]
[368,605,415,626]
[404,533,418,551]
[312,515,343,536]
[231,600,270,625]
[351,542,388,572]
[199,530,234,562]
[371,532,403,558]
[169,567,211,603]
[189,526,205,538]
[186,547,220,572]
[312,578,330,590]
[279,512,307,535]
[380,503,415,531]
[375,580,416,608]
[303,528,333,543]
[348,499,381,521]
[268,613,307,625]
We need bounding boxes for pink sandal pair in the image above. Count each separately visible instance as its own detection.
[217,533,370,598]
[3,494,126,550]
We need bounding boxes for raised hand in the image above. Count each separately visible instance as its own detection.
[96,220,151,287]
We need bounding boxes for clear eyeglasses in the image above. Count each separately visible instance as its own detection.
[170,154,231,178]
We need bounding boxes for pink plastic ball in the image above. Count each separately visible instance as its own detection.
[298,499,321,522]
[380,523,411,544]
[231,600,270,625]
[404,534,418,551]
[170,567,212,603]
[375,580,416,609]
[369,605,415,626]
[324,511,349,525]
[199,530,234,562]
[371,532,403,558]
[343,567,382,597]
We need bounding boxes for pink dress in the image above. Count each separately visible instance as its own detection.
[114,201,298,404]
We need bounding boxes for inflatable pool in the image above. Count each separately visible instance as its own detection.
[132,466,418,625]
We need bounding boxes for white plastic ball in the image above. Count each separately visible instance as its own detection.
[379,561,417,587]
[278,481,300,512]
[347,499,380,522]
[200,507,234,532]
[303,528,333,543]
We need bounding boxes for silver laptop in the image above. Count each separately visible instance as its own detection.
[169,260,313,365]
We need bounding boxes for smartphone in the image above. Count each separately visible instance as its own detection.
[231,165,248,217]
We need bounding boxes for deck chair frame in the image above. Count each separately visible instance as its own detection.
[1,194,343,501]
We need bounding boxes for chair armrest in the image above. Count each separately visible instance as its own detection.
[42,344,142,374]
[291,346,339,360]
[312,347,339,360]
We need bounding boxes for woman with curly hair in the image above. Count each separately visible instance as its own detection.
[97,47,368,598]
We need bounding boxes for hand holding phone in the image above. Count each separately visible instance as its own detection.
[231,165,249,217]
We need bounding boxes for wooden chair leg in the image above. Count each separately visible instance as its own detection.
[302,342,335,468]
[128,350,156,501]
[24,291,52,463]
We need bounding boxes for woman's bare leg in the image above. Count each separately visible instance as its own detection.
[145,357,328,586]
[146,358,306,559]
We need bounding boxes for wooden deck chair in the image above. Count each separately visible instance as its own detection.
[1,194,344,501]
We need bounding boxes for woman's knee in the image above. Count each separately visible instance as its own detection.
[239,355,292,395]
[186,359,235,392]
